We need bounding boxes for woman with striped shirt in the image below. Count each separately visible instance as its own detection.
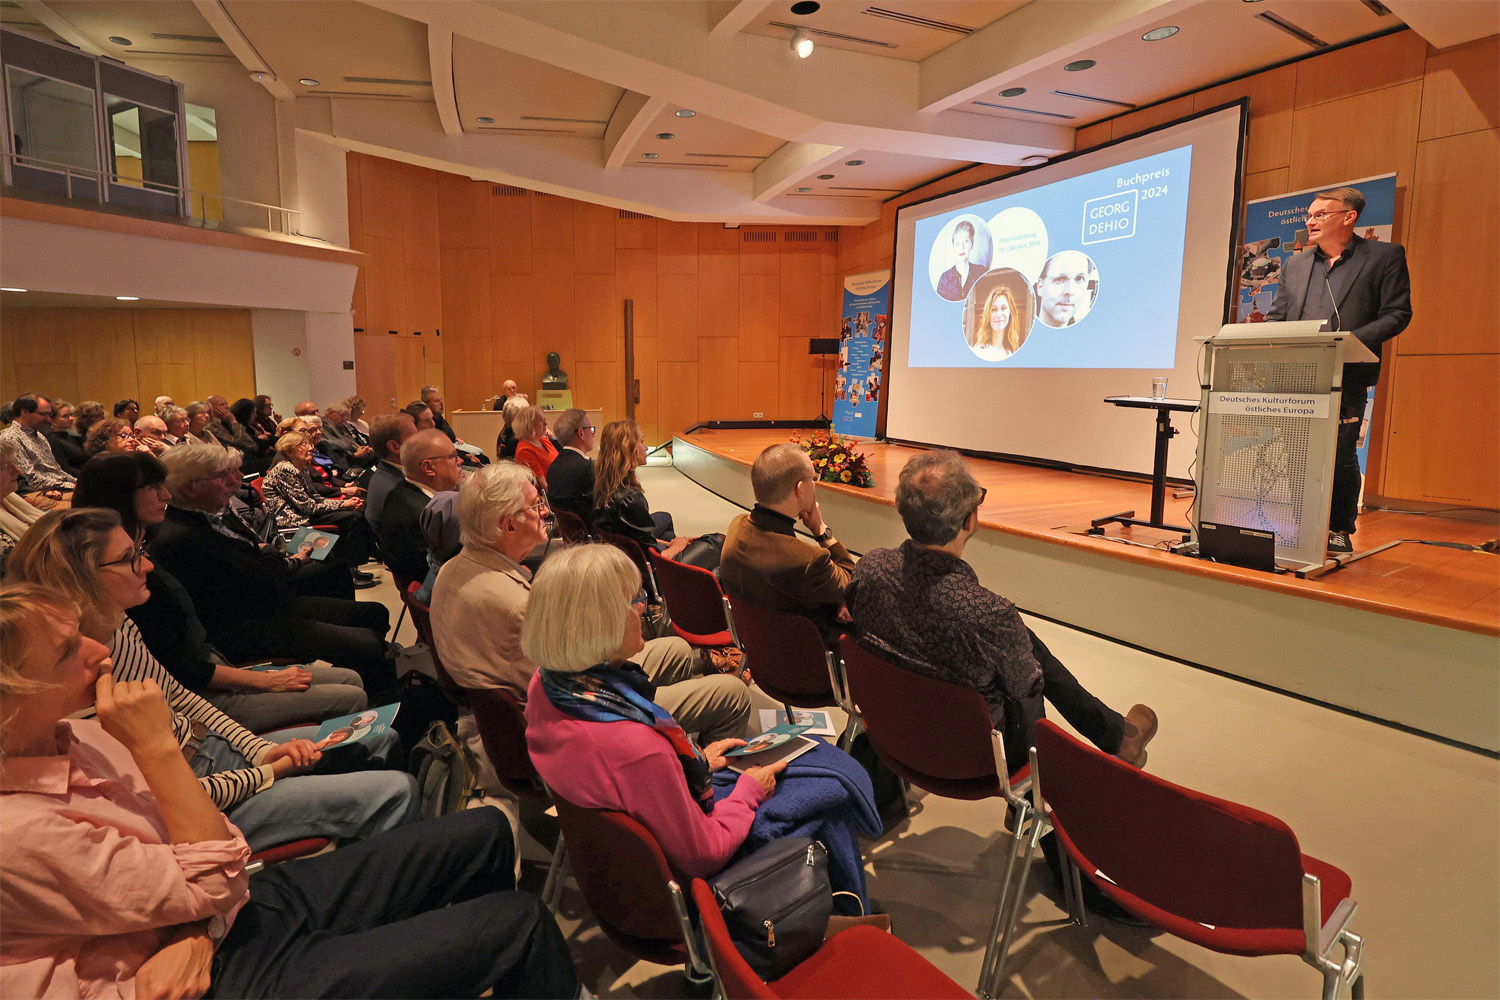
[4,508,418,851]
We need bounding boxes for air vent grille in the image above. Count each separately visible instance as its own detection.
[521,115,609,124]
[1254,11,1327,47]
[825,232,840,242]
[343,76,432,86]
[473,125,578,134]
[861,6,973,34]
[685,152,766,160]
[310,91,426,101]
[1052,90,1137,109]
[742,232,778,242]
[148,32,223,43]
[635,161,731,169]
[766,20,897,48]
[783,231,820,243]
[618,210,651,219]
[491,185,528,197]
[970,101,1076,120]
[830,185,904,192]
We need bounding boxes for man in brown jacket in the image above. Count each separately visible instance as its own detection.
[719,443,857,646]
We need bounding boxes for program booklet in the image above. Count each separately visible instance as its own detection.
[285,526,340,561]
[312,703,400,751]
[724,722,817,773]
[758,708,838,737]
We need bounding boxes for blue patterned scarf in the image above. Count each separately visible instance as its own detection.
[539,662,714,814]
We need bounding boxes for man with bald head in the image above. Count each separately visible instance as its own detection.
[133,414,171,455]
[374,429,464,583]
[719,442,856,645]
[295,401,320,417]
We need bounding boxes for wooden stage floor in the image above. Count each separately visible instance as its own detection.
[682,428,1499,639]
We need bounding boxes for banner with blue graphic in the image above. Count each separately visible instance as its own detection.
[832,270,890,439]
[1239,172,1396,472]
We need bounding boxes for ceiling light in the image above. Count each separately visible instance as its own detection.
[116,296,140,301]
[1142,26,1179,41]
[641,152,659,159]
[108,36,133,46]
[1063,59,1097,71]
[299,78,320,86]
[475,116,495,124]
[656,132,675,140]
[817,174,834,180]
[792,28,814,58]
[999,87,1027,97]
[844,159,865,166]
[249,72,270,81]
[1020,155,1049,166]
[795,187,812,192]
[1,287,27,293]
[675,109,696,118]
[791,0,821,13]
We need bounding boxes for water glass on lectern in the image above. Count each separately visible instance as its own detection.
[1151,377,1168,400]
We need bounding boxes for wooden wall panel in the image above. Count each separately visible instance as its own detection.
[353,335,397,413]
[393,338,428,408]
[8,365,78,406]
[658,220,698,273]
[439,249,492,339]
[699,224,738,251]
[1242,168,1291,202]
[1401,127,1500,356]
[739,361,781,420]
[574,360,623,429]
[656,361,699,438]
[437,173,489,249]
[1194,64,1295,175]
[401,175,441,273]
[404,269,442,335]
[657,272,700,362]
[777,336,821,418]
[489,194,534,274]
[1107,96,1195,142]
[1419,36,1500,141]
[616,213,658,249]
[778,255,822,344]
[575,274,621,363]
[573,202,616,274]
[360,234,407,335]
[697,337,740,421]
[632,335,660,443]
[77,312,147,408]
[530,272,576,387]
[490,274,535,366]
[739,274,780,363]
[616,249,658,346]
[1288,82,1423,193]
[187,310,255,401]
[1294,30,1427,109]
[1382,354,1498,506]
[697,253,739,341]
[531,195,574,250]
[131,310,198,364]
[358,155,404,242]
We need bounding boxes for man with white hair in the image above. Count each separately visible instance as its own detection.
[153,395,174,412]
[430,463,749,743]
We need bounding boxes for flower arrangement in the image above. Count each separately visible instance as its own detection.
[791,429,876,489]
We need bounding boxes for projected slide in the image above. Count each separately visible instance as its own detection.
[908,145,1192,369]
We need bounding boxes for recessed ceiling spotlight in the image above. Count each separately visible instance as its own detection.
[641,152,659,159]
[108,36,133,46]
[249,71,270,82]
[299,78,320,86]
[675,109,697,118]
[792,28,814,58]
[844,159,865,166]
[1063,59,1097,71]
[999,87,1027,97]
[795,187,812,192]
[116,296,140,301]
[1142,26,1179,41]
[475,116,495,124]
[817,174,834,180]
[1020,154,1050,166]
[655,132,676,140]
[790,0,821,14]
[1,287,27,293]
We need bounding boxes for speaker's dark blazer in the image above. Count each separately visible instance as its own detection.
[1266,235,1412,398]
[374,479,437,585]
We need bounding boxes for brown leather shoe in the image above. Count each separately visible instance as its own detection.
[1116,704,1158,768]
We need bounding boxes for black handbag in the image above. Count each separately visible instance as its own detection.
[708,837,831,981]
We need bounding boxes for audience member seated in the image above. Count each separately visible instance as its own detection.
[230,396,275,457]
[497,395,527,461]
[404,401,438,433]
[206,395,265,470]
[344,394,370,437]
[0,440,41,572]
[73,452,368,731]
[113,398,141,426]
[85,416,138,457]
[160,404,190,445]
[263,431,365,531]
[374,429,463,586]
[183,401,222,448]
[44,399,88,474]
[73,399,106,446]
[1,394,76,509]
[153,393,175,411]
[322,400,376,471]
[364,411,418,531]
[250,393,280,437]
[546,408,596,522]
[4,516,418,852]
[0,584,580,1000]
[423,384,487,467]
[847,450,1158,773]
[152,446,396,694]
[496,379,522,409]
[512,405,559,490]
[720,442,856,646]
[134,414,171,456]
[432,464,750,743]
[592,419,687,556]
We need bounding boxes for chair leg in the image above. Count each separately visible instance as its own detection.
[836,713,862,752]
[1069,857,1089,928]
[977,802,1029,996]
[987,814,1045,998]
[542,841,568,912]
[670,881,714,984]
[392,602,408,643]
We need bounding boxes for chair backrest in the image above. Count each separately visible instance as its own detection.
[596,529,658,601]
[465,685,546,799]
[647,549,730,640]
[690,878,780,1000]
[402,582,467,707]
[550,790,692,964]
[552,508,591,543]
[1033,719,1306,935]
[725,595,835,706]
[839,636,1002,794]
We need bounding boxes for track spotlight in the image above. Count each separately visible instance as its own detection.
[792,28,814,59]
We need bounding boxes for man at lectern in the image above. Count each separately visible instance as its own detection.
[1267,186,1412,553]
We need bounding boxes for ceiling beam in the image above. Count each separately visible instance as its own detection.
[427,27,462,136]
[1382,0,1500,49]
[15,1,106,55]
[707,0,774,38]
[604,91,668,170]
[752,141,848,202]
[191,0,296,102]
[917,0,1197,114]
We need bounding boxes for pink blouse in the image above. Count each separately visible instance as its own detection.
[0,720,250,999]
[524,672,768,880]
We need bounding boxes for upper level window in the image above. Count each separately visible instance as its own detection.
[107,94,179,192]
[6,66,98,175]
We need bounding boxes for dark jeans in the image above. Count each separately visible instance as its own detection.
[208,808,579,999]
[216,597,393,694]
[1000,630,1124,772]
[288,558,355,600]
[314,507,375,568]
[1330,397,1365,534]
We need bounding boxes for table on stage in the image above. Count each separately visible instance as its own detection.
[1090,395,1199,536]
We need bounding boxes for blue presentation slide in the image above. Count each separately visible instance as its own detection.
[907,145,1192,369]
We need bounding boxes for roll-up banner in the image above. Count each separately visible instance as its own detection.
[832,270,891,440]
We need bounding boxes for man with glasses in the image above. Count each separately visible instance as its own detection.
[374,429,465,585]
[1267,186,1412,553]
[720,442,857,647]
[545,408,598,522]
[1,394,75,507]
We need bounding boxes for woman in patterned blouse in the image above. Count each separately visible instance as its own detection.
[263,431,363,530]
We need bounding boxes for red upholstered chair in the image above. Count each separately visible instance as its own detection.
[552,508,591,543]
[722,595,858,748]
[549,790,712,983]
[689,878,969,1000]
[464,686,545,801]
[596,529,661,603]
[245,837,331,876]
[402,582,467,708]
[838,635,1046,995]
[1021,719,1365,999]
[646,548,733,648]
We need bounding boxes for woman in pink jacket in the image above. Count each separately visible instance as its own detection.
[524,543,783,879]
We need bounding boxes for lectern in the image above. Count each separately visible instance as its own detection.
[1193,321,1377,572]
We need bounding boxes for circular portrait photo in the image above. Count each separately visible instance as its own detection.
[1033,250,1099,329]
[927,215,993,302]
[963,268,1035,361]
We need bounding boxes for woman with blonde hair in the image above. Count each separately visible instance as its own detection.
[496,394,528,461]
[972,284,1026,359]
[591,419,689,557]
[262,431,363,529]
